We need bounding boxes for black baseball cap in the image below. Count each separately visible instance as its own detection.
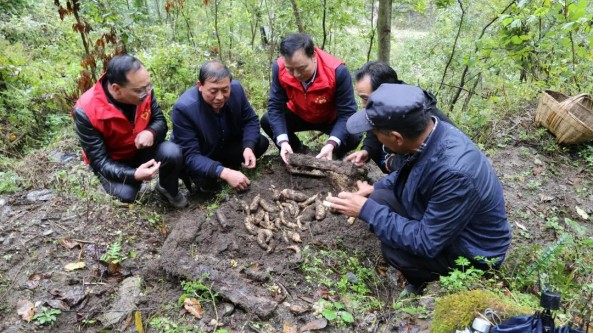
[347,84,427,134]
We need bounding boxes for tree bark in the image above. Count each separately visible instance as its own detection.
[366,0,376,62]
[289,0,305,32]
[377,0,392,64]
[321,0,327,49]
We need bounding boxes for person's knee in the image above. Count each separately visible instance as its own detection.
[255,135,270,157]
[157,141,183,165]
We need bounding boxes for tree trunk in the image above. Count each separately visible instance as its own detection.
[214,0,223,60]
[366,0,376,62]
[377,0,392,64]
[154,0,161,20]
[320,0,327,49]
[289,0,305,32]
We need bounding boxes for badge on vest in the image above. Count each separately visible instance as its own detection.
[314,96,328,104]
[141,110,150,120]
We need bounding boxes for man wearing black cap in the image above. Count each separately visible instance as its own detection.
[327,84,511,294]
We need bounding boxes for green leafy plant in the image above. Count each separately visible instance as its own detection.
[33,307,61,326]
[439,257,485,293]
[313,299,355,326]
[101,237,127,265]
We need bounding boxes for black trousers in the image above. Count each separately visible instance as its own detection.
[186,134,269,188]
[260,110,361,159]
[96,141,183,203]
[370,189,491,287]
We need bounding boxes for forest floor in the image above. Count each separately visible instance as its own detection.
[0,108,592,332]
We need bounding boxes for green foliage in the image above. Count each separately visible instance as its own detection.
[0,171,23,194]
[439,257,485,293]
[301,247,383,324]
[179,273,219,307]
[33,306,61,326]
[101,236,127,265]
[578,144,593,171]
[313,299,355,326]
[148,316,201,333]
[432,289,530,333]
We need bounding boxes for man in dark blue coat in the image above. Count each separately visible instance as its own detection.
[171,61,269,192]
[327,84,511,294]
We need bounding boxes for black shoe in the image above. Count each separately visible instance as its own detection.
[155,183,188,208]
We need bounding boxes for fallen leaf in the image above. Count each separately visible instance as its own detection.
[539,194,554,202]
[284,321,298,333]
[230,259,238,268]
[16,299,35,322]
[26,273,51,289]
[61,239,82,249]
[286,303,309,314]
[64,262,86,271]
[183,298,203,319]
[299,318,327,332]
[532,167,542,176]
[46,300,69,311]
[576,206,590,220]
[134,311,144,333]
[515,222,528,231]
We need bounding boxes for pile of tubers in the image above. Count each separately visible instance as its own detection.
[238,189,329,253]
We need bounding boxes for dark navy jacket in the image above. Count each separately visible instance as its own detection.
[171,80,261,178]
[359,121,511,262]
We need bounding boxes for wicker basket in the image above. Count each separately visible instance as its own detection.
[535,91,593,144]
[534,90,569,127]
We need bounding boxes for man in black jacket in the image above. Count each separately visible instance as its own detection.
[345,61,454,173]
[171,61,268,192]
[72,55,187,207]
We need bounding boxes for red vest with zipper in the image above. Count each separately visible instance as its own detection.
[277,47,344,124]
[73,76,152,163]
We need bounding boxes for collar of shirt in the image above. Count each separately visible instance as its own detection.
[402,116,439,164]
[301,69,317,91]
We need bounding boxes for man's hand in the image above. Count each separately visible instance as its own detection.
[135,130,155,149]
[326,192,367,218]
[220,168,251,191]
[243,148,256,169]
[134,159,160,181]
[354,180,374,197]
[280,141,293,164]
[345,150,369,167]
[315,144,334,160]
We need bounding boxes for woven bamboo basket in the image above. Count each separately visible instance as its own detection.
[554,94,593,144]
[534,90,569,127]
[535,91,593,144]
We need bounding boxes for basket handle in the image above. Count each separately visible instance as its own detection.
[559,93,591,106]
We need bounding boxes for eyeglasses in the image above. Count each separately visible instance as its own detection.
[125,83,153,99]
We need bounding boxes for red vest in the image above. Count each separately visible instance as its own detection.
[73,76,152,163]
[278,47,344,124]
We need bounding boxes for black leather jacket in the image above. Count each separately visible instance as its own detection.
[72,91,167,182]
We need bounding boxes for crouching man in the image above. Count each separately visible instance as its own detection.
[327,84,511,294]
[171,61,268,193]
[72,54,187,208]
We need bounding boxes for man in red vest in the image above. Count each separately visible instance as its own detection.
[72,55,187,207]
[261,33,361,163]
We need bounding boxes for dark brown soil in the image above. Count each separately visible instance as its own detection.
[0,113,592,332]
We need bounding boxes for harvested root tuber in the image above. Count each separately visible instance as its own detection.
[286,231,302,243]
[347,216,356,225]
[299,193,319,208]
[315,200,327,221]
[259,198,278,212]
[285,245,301,254]
[260,212,275,230]
[238,199,250,214]
[254,209,265,225]
[244,216,258,235]
[249,194,261,213]
[280,189,309,202]
[257,229,273,250]
[215,209,229,229]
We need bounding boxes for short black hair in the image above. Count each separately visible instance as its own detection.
[376,110,431,140]
[354,61,402,91]
[280,33,315,58]
[198,61,233,84]
[106,54,144,87]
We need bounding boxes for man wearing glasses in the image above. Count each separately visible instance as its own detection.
[72,54,188,207]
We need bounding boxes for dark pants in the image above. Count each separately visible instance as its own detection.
[260,110,362,159]
[370,189,491,288]
[96,141,183,203]
[186,134,269,189]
